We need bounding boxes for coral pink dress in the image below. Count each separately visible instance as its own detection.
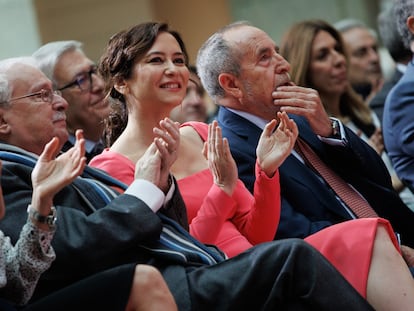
[90,121,400,298]
[90,121,280,258]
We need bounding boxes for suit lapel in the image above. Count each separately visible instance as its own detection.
[218,107,262,147]
[218,110,350,219]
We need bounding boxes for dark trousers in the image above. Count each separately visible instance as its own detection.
[22,263,135,311]
[174,239,374,311]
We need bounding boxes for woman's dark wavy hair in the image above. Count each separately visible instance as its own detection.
[98,22,189,146]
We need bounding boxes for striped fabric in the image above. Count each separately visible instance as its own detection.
[0,149,225,266]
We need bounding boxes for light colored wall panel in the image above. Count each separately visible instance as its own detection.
[34,0,155,62]
[0,0,40,59]
[230,0,380,44]
[152,0,232,64]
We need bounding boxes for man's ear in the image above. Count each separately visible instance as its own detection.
[0,112,11,136]
[407,16,414,35]
[218,73,242,99]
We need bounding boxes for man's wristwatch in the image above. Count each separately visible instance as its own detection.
[27,205,57,228]
[330,119,341,139]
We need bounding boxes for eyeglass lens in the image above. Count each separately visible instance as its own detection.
[41,89,62,103]
[76,67,97,91]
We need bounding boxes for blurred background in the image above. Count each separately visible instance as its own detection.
[1,0,394,72]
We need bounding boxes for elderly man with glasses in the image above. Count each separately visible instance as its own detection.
[33,41,110,162]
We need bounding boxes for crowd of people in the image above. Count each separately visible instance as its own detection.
[1,0,414,310]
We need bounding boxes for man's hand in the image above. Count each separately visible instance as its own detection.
[273,84,332,137]
[153,118,180,192]
[31,129,86,215]
[135,142,163,188]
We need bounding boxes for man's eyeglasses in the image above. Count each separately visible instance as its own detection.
[58,66,97,92]
[9,89,62,104]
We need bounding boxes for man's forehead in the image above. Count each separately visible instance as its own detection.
[225,25,262,41]
[5,63,41,80]
[55,49,91,77]
[6,64,50,90]
[224,25,275,50]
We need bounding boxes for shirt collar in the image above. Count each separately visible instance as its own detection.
[226,108,269,130]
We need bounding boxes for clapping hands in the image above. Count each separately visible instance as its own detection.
[135,118,180,193]
[203,120,238,195]
[256,111,298,177]
[31,129,87,216]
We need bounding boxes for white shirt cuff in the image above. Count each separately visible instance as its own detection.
[124,177,175,213]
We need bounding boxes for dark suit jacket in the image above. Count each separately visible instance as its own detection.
[61,139,103,163]
[370,68,403,123]
[218,106,414,246]
[383,59,414,195]
[0,143,190,301]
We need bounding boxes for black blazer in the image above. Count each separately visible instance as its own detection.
[218,107,414,246]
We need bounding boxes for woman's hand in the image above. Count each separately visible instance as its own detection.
[203,120,238,196]
[256,111,298,177]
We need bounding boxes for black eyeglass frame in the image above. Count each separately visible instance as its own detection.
[57,66,97,92]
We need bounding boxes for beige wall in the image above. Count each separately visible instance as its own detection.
[152,0,231,64]
[34,0,155,62]
[33,0,231,63]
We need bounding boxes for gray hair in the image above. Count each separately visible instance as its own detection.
[0,56,38,106]
[32,40,83,84]
[196,21,249,102]
[334,18,378,39]
[378,4,412,62]
[394,0,414,49]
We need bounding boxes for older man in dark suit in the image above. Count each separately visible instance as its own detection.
[196,20,414,249]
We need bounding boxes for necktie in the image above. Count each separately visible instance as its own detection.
[294,138,378,218]
[0,149,225,265]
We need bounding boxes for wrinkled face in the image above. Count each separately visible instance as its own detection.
[309,30,348,98]
[125,32,189,115]
[341,27,382,86]
[170,72,208,123]
[0,64,68,155]
[54,49,110,136]
[226,25,291,119]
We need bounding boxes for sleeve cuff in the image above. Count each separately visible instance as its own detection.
[125,179,165,213]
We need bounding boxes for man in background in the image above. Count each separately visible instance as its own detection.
[335,18,383,102]
[33,41,110,162]
[370,5,412,123]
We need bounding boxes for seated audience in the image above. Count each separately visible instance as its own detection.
[383,0,414,195]
[90,21,414,310]
[32,41,110,162]
[279,19,414,210]
[0,45,376,310]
